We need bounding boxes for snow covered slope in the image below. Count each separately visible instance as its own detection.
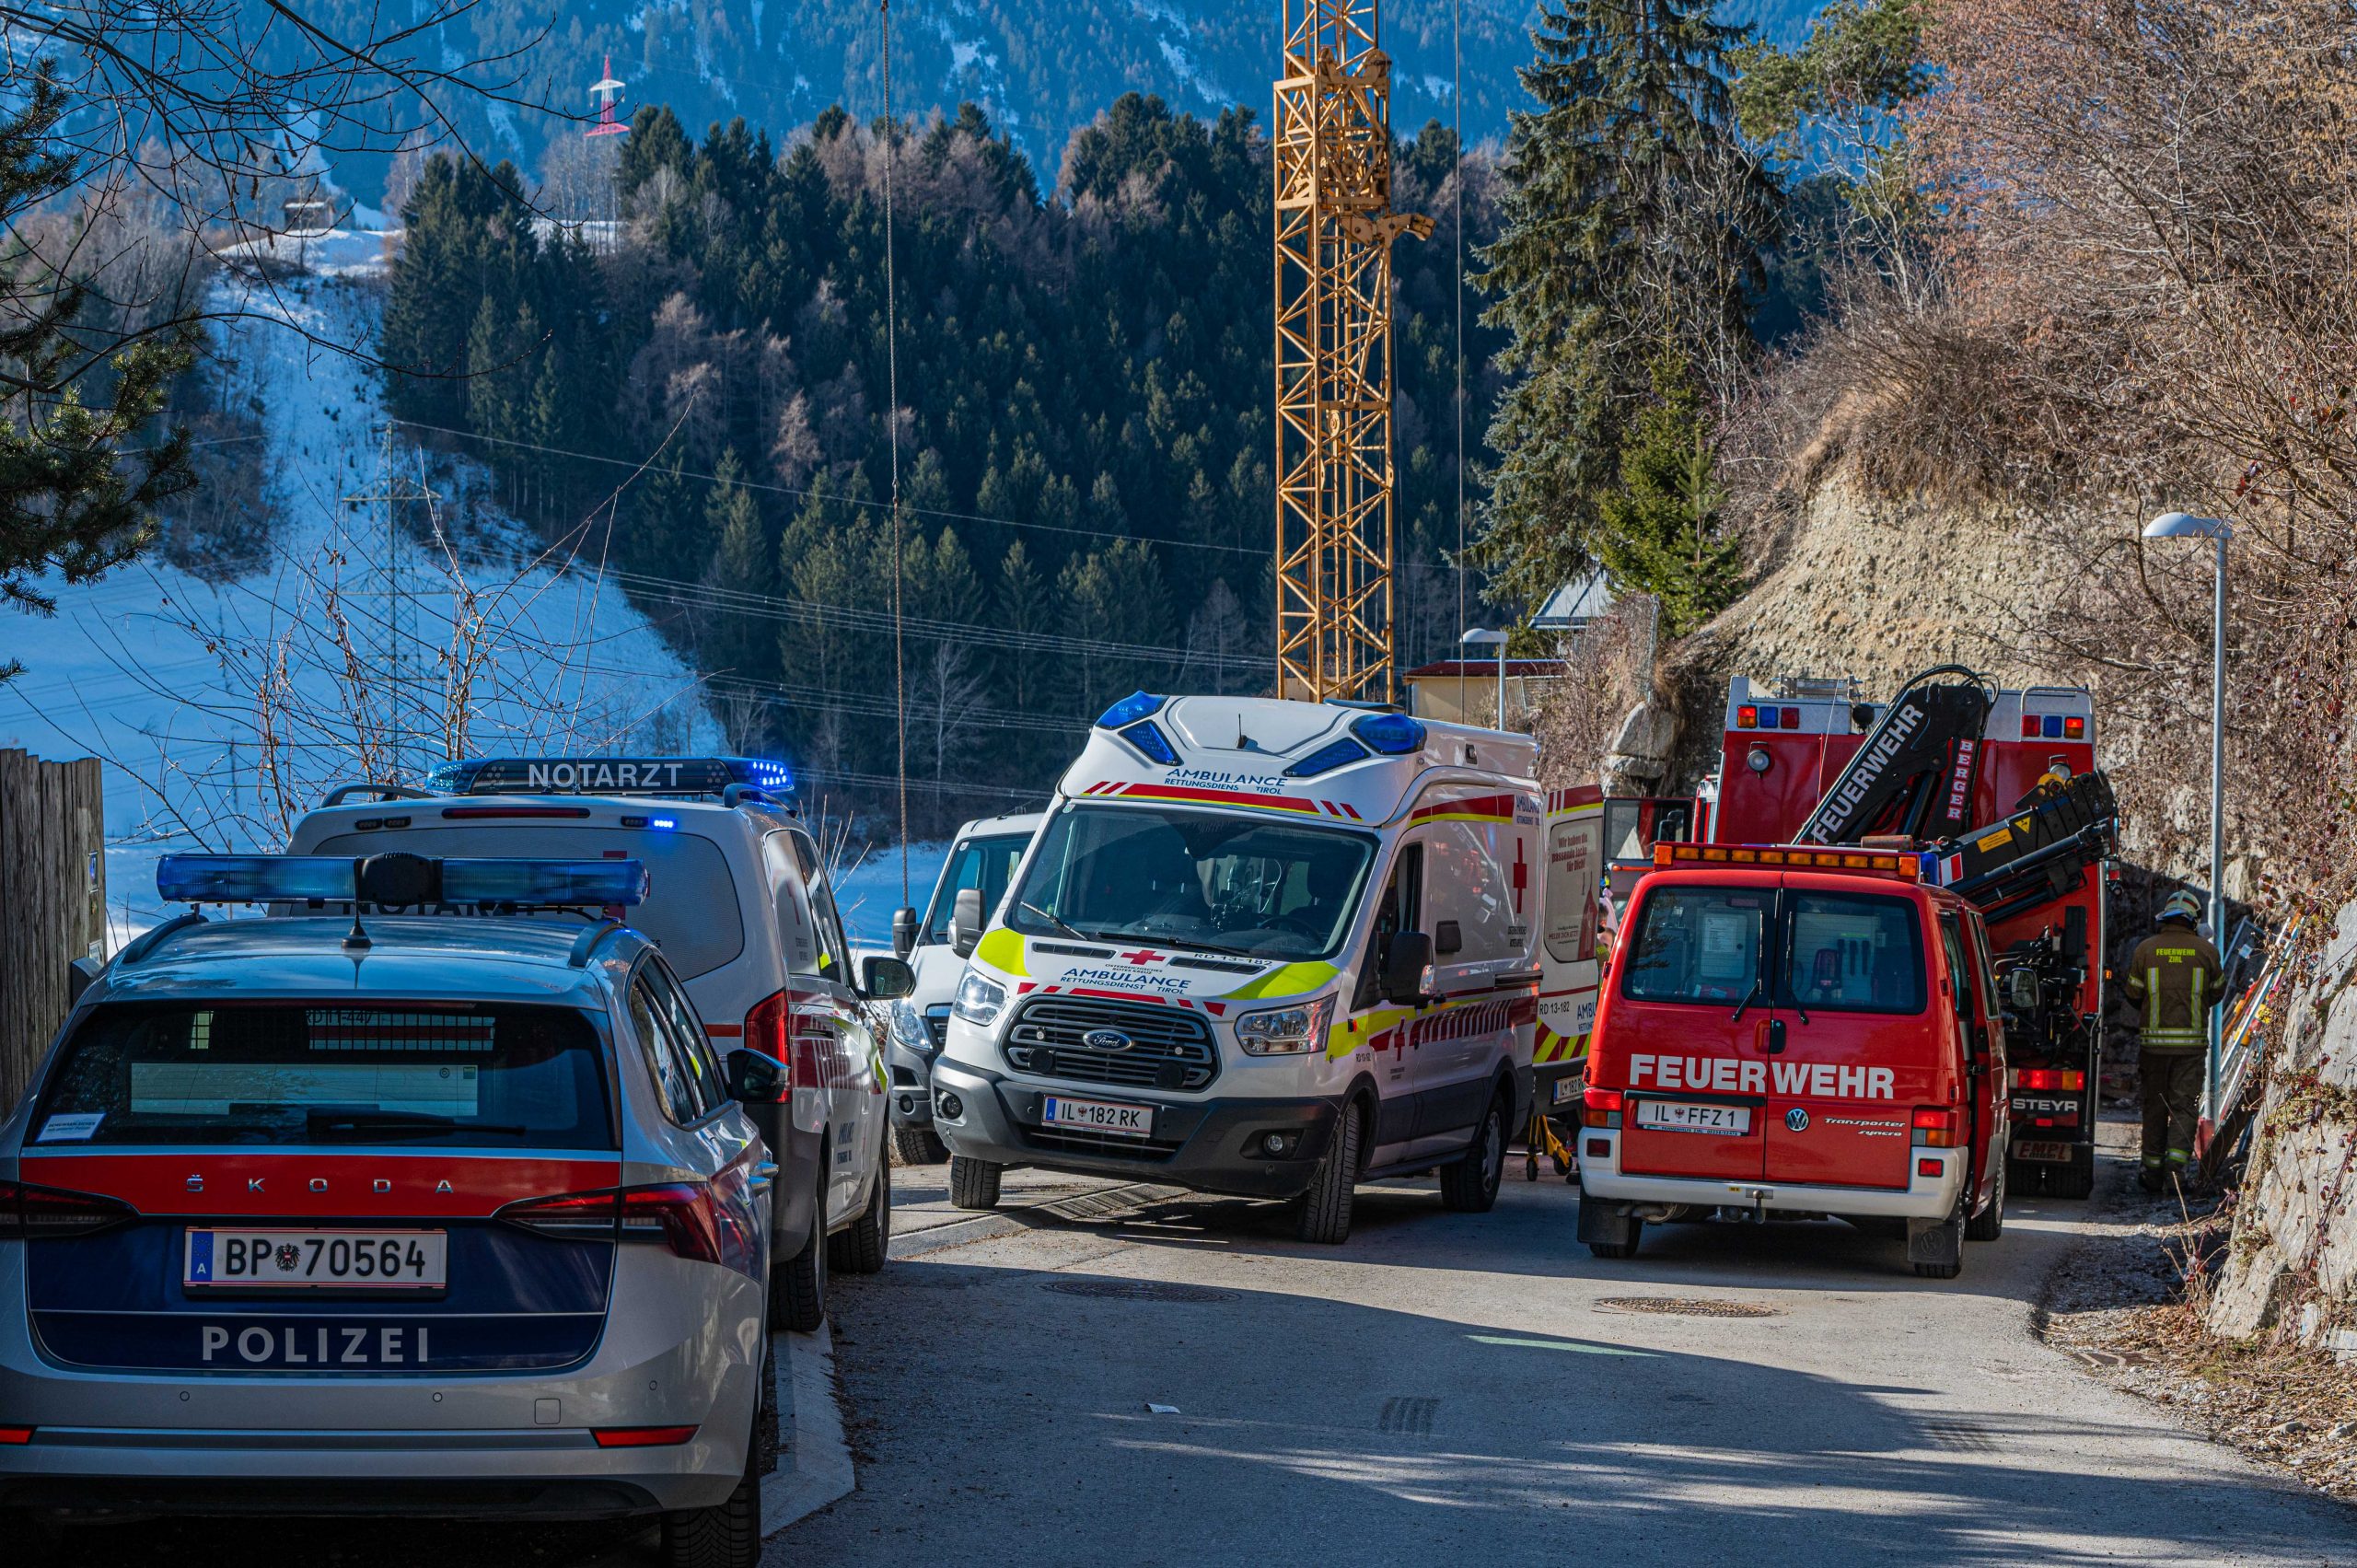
[0,234,717,937]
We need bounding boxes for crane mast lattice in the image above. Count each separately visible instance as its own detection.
[1273,0,1430,703]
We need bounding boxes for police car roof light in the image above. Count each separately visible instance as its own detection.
[1097,691,1167,729]
[1120,721,1179,766]
[1351,712,1426,755]
[156,854,647,908]
[426,756,794,799]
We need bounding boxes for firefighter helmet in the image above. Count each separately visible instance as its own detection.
[2159,889,2203,925]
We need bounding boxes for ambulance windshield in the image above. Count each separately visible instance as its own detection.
[1006,804,1376,961]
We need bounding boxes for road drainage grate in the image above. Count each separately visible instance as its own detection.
[1042,1279,1237,1304]
[1595,1296,1780,1319]
[1377,1396,1439,1434]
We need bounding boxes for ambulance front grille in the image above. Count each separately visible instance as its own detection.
[1004,997,1217,1091]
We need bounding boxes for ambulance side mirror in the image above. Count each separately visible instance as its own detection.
[949,888,984,959]
[891,906,918,958]
[1380,930,1434,1006]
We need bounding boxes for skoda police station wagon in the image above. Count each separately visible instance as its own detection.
[0,853,783,1566]
[931,693,1550,1242]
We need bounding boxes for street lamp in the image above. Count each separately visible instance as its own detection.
[2142,510,2234,1116]
[1461,627,1508,729]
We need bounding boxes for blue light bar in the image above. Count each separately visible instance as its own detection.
[441,860,646,907]
[1096,691,1166,729]
[425,757,793,797]
[1120,721,1179,766]
[1285,738,1369,779]
[157,855,354,904]
[1351,713,1426,756]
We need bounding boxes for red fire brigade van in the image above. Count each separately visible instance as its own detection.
[1576,843,2009,1278]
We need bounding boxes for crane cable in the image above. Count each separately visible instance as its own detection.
[881,0,909,904]
[1452,0,1467,721]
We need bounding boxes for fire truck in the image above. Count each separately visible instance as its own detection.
[1682,668,2114,1199]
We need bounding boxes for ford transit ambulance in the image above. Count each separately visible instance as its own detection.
[1575,842,2010,1279]
[1537,787,1607,1136]
[929,693,1544,1243]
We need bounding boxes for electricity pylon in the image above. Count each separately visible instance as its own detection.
[1273,0,1431,703]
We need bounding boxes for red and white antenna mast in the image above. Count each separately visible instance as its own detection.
[587,55,629,137]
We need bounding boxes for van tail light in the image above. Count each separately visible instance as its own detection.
[592,1424,698,1448]
[0,1426,32,1445]
[1911,1107,1961,1148]
[0,1179,135,1239]
[1583,1086,1623,1129]
[2011,1069,2084,1092]
[742,991,792,1089]
[497,1183,723,1263]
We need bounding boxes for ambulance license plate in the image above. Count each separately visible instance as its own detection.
[1552,1077,1582,1106]
[185,1229,447,1291]
[1634,1100,1751,1136]
[2013,1141,2073,1163]
[1041,1095,1154,1139]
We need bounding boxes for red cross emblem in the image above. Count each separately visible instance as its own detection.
[1512,839,1529,915]
[1119,948,1162,966]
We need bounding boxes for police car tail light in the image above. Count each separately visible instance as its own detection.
[1911,1107,1961,1148]
[593,1424,699,1448]
[617,1183,725,1264]
[0,1179,134,1240]
[495,1187,626,1242]
[1582,1086,1623,1129]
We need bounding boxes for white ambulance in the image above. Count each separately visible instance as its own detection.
[929,693,1544,1242]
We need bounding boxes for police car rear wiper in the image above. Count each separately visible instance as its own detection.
[306,1109,526,1138]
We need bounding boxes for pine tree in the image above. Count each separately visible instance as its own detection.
[1594,354,1742,633]
[1477,0,1781,609]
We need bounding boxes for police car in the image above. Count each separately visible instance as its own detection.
[286,757,909,1330]
[0,854,782,1563]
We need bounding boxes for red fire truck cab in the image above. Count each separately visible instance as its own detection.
[1578,844,2010,1278]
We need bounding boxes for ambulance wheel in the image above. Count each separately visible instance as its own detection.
[1295,1099,1363,1244]
[659,1363,763,1568]
[1965,1160,2005,1242]
[893,1125,950,1165]
[1441,1088,1509,1214]
[948,1154,1002,1211]
[772,1163,828,1332]
[831,1158,890,1273]
[1587,1234,1641,1260]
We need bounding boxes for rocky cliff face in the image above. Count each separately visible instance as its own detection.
[2210,904,2357,1356]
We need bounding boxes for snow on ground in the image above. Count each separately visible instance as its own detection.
[0,233,720,940]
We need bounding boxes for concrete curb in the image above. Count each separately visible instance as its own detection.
[761,1322,854,1535]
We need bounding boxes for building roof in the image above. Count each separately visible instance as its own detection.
[1534,566,1615,630]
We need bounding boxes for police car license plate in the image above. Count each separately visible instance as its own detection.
[2013,1141,2072,1163]
[1041,1095,1154,1138]
[185,1229,448,1291]
[1634,1100,1751,1136]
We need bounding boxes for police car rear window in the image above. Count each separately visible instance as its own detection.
[1622,888,1766,1005]
[30,1003,616,1149]
[307,825,746,981]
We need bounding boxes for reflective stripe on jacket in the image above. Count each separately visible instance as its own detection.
[2122,923,2223,1053]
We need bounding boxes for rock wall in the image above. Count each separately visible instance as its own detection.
[2209,903,2357,1355]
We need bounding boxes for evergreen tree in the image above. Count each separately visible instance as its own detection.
[1594,355,1741,633]
[1476,0,1781,610]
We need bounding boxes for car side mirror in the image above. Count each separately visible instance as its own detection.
[891,906,918,959]
[861,954,916,1001]
[1434,919,1463,958]
[726,1047,787,1104]
[949,888,984,959]
[1381,930,1434,1006]
[67,954,102,1006]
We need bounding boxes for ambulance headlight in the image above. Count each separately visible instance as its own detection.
[953,971,1007,1028]
[887,1000,934,1050]
[1236,994,1337,1056]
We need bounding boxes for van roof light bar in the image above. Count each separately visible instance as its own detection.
[1653,842,1926,882]
[425,757,794,798]
[156,854,649,908]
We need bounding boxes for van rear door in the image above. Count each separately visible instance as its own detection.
[1760,877,1931,1190]
[1613,880,1774,1183]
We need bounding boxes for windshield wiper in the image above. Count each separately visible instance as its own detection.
[1730,977,1765,1023]
[1154,935,1260,959]
[306,1109,526,1138]
[1015,900,1095,944]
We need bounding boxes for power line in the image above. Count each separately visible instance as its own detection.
[881,0,910,901]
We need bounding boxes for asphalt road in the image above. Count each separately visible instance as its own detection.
[783,1150,2357,1567]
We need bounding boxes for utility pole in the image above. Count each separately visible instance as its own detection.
[1273,0,1431,703]
[343,426,440,784]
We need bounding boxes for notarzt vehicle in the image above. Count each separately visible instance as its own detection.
[930,693,1545,1243]
[286,756,911,1330]
[0,854,787,1566]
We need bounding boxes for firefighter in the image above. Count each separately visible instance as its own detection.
[2121,889,2223,1191]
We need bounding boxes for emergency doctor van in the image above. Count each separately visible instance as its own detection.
[929,693,1545,1242]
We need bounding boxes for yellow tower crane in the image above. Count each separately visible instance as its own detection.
[1273,0,1432,703]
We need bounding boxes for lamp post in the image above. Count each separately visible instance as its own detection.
[2142,510,2233,1117]
[1461,627,1507,728]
